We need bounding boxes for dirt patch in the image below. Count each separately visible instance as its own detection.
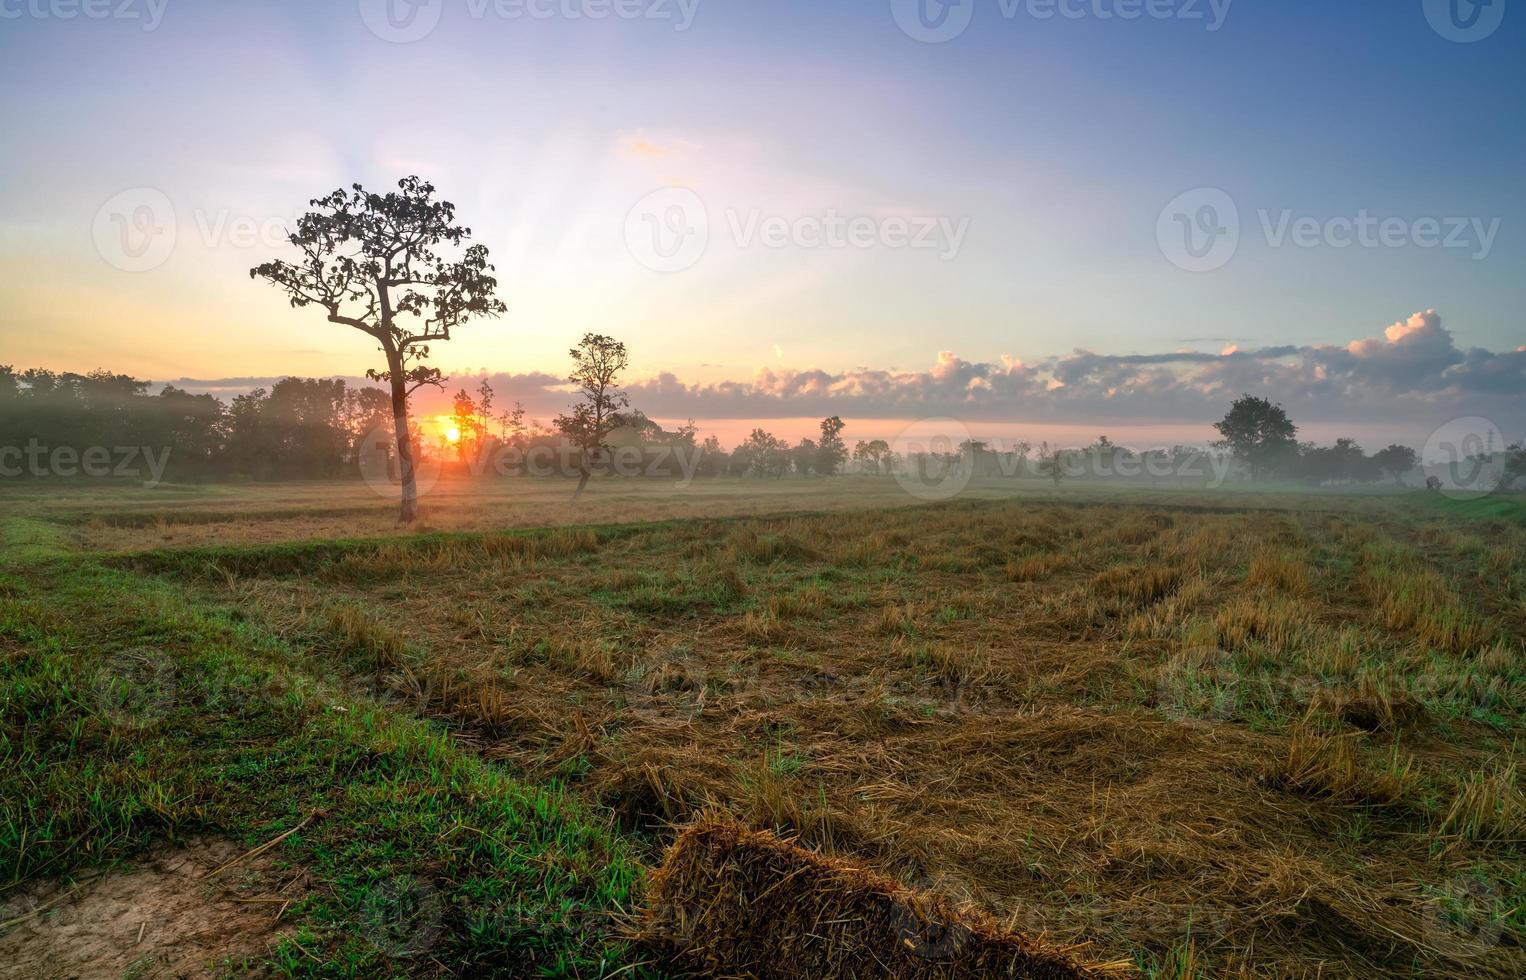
[0,837,310,979]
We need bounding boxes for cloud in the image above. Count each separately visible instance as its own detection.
[609,311,1522,433]
[620,134,703,159]
[163,312,1523,440]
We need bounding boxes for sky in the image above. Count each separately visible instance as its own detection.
[1,0,1522,448]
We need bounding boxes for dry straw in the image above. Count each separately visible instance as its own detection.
[638,819,1130,979]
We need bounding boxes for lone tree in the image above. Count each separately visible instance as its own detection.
[1036,441,1067,489]
[1213,395,1298,481]
[251,177,505,523]
[555,333,630,499]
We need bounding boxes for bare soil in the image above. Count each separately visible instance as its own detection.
[0,837,310,979]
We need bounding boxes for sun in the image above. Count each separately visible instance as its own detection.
[444,426,462,444]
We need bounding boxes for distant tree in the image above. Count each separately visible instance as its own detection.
[618,409,671,444]
[1300,438,1378,487]
[1372,444,1418,486]
[1036,442,1067,488]
[792,437,819,476]
[816,416,848,475]
[1087,435,1134,475]
[743,428,791,477]
[696,434,725,477]
[251,177,505,522]
[474,378,496,445]
[339,385,393,453]
[450,388,479,461]
[555,333,630,499]
[854,438,892,474]
[499,401,526,444]
[1496,442,1526,491]
[1298,441,1331,486]
[1213,395,1299,480]
[1167,445,1207,486]
[955,439,990,477]
[1005,440,1033,478]
[152,385,228,469]
[222,378,351,478]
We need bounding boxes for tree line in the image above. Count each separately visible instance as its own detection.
[0,366,385,479]
[0,359,856,483]
[1213,394,1524,488]
[7,180,1520,518]
[7,366,1521,494]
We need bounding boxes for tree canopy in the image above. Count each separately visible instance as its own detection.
[1213,395,1299,478]
[251,177,505,521]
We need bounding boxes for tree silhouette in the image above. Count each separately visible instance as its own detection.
[251,177,506,523]
[853,438,891,474]
[1213,395,1298,481]
[555,333,630,500]
[1372,444,1418,486]
[741,428,791,477]
[1037,442,1067,488]
[816,416,848,475]
[792,437,819,476]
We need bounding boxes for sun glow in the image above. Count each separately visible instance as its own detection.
[444,427,462,444]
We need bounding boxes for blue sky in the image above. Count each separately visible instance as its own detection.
[1,0,1521,443]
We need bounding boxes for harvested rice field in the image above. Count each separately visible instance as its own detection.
[2,480,1523,978]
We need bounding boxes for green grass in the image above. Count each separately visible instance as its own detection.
[5,480,1525,977]
[0,516,73,564]
[0,558,656,977]
[1421,491,1526,526]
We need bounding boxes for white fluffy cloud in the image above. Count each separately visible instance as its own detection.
[172,312,1523,436]
[609,311,1522,429]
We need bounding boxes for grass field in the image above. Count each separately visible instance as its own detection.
[2,476,1524,977]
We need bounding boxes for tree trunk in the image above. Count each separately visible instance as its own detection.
[386,352,418,524]
[571,445,597,502]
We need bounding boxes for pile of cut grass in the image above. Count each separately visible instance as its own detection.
[640,819,1128,979]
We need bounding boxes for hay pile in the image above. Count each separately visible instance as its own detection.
[639,819,1129,979]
